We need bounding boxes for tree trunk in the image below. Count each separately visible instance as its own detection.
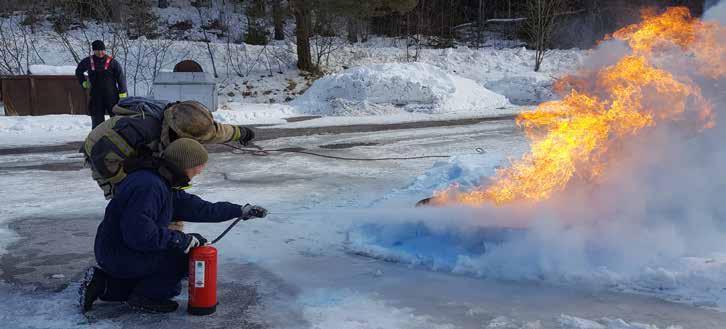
[293,0,313,71]
[110,1,123,23]
[273,0,285,40]
[347,17,358,44]
[158,0,169,8]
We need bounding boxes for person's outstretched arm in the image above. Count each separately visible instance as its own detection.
[172,190,244,223]
[200,122,255,146]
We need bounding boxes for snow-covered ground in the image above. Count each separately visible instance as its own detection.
[0,11,582,149]
[0,59,524,147]
[1,121,721,328]
[2,4,725,328]
[0,16,579,146]
[0,114,92,147]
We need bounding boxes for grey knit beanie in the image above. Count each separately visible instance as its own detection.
[163,138,208,170]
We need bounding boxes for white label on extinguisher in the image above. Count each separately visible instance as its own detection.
[194,261,205,288]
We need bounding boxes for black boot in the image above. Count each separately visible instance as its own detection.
[78,267,106,313]
[127,294,179,313]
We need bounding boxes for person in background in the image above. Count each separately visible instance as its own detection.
[75,40,128,128]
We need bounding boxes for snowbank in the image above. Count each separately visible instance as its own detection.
[28,65,77,76]
[213,103,298,125]
[0,115,91,147]
[329,46,585,105]
[423,47,585,104]
[292,63,511,116]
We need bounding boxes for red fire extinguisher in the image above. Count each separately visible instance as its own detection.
[188,245,218,315]
[187,216,247,315]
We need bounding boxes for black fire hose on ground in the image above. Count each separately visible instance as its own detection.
[221,143,482,161]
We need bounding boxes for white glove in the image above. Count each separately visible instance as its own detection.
[183,233,208,254]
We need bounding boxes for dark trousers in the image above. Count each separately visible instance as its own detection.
[99,252,189,301]
[89,96,118,129]
[91,111,107,129]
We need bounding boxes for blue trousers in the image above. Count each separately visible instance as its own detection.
[99,251,188,301]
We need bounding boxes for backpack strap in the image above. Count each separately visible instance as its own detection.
[83,117,135,159]
[89,55,113,71]
[104,56,113,71]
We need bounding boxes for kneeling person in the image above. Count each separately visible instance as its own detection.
[79,138,267,313]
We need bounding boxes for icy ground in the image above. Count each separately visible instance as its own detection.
[0,119,724,328]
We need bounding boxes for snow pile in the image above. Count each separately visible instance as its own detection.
[330,46,585,105]
[28,65,77,76]
[213,103,298,125]
[0,115,91,146]
[423,47,585,104]
[292,63,511,116]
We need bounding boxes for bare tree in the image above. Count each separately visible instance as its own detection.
[121,36,185,95]
[0,17,35,74]
[50,0,125,65]
[525,0,564,72]
[195,4,219,77]
[311,35,345,69]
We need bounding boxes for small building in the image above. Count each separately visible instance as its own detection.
[1,69,89,116]
[151,60,218,112]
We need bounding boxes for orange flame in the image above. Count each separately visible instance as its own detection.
[432,7,719,207]
[613,7,726,78]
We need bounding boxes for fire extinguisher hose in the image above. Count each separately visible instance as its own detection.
[210,217,247,244]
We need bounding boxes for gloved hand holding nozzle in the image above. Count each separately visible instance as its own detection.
[241,204,267,220]
[238,126,255,146]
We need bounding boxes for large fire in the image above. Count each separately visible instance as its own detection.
[432,7,724,207]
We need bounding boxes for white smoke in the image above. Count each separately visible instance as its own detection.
[469,12,726,280]
[705,0,726,24]
[348,5,726,307]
